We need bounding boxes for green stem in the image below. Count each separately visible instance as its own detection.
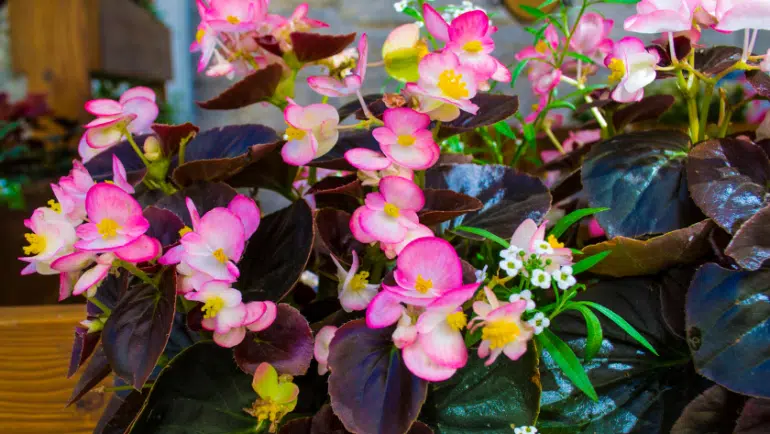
[308,166,317,185]
[121,128,151,167]
[698,82,714,142]
[544,125,565,154]
[370,260,386,284]
[103,384,152,393]
[117,260,155,287]
[414,170,425,189]
[677,70,699,143]
[87,297,111,315]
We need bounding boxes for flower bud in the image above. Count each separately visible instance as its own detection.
[143,136,162,161]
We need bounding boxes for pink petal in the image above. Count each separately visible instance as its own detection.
[314,325,338,369]
[186,197,201,231]
[213,327,246,348]
[228,195,261,239]
[111,155,134,194]
[355,33,368,80]
[365,291,404,328]
[448,10,490,42]
[422,3,450,42]
[364,192,386,210]
[281,135,318,166]
[122,97,159,134]
[382,107,431,136]
[345,148,392,171]
[114,235,161,263]
[85,123,124,150]
[359,207,407,244]
[85,183,144,226]
[503,340,528,361]
[372,126,399,146]
[381,138,438,170]
[402,341,457,381]
[307,75,362,97]
[79,136,104,162]
[85,99,122,116]
[510,219,538,250]
[51,251,96,272]
[350,206,376,244]
[85,115,126,129]
[379,176,424,211]
[198,208,246,261]
[419,321,467,368]
[159,244,184,265]
[120,86,157,104]
[73,263,112,296]
[395,237,463,291]
[246,301,277,332]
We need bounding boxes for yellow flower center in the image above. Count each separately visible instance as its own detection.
[415,274,433,294]
[463,40,484,53]
[245,398,294,431]
[47,199,62,213]
[547,234,564,249]
[196,28,205,43]
[226,15,241,24]
[285,126,307,141]
[416,40,429,59]
[535,40,549,54]
[446,311,468,331]
[179,226,193,237]
[608,58,625,83]
[213,248,228,264]
[350,271,370,292]
[397,135,416,147]
[384,203,400,218]
[531,103,541,112]
[437,70,470,100]
[23,233,46,255]
[97,218,120,239]
[482,319,520,349]
[201,296,226,319]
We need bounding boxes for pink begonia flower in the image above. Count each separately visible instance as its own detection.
[191,23,218,73]
[712,0,770,32]
[314,325,338,375]
[186,280,276,348]
[50,160,93,224]
[381,224,434,260]
[281,99,340,166]
[570,13,614,62]
[604,37,660,103]
[19,207,78,276]
[74,184,150,252]
[532,69,562,96]
[357,176,424,244]
[330,250,379,312]
[624,0,698,33]
[372,108,439,170]
[366,287,406,328]
[344,148,414,187]
[383,237,477,306]
[307,34,368,97]
[81,87,159,161]
[197,0,268,33]
[587,217,606,238]
[392,310,418,348]
[524,94,549,124]
[422,4,504,83]
[509,219,572,273]
[405,51,479,121]
[516,25,560,90]
[470,287,533,366]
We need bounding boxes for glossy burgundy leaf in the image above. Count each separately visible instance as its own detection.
[418,189,483,226]
[746,70,770,99]
[256,34,283,56]
[171,124,280,186]
[234,304,313,376]
[735,398,770,433]
[151,122,199,157]
[67,346,111,406]
[68,326,101,378]
[279,405,434,434]
[583,131,702,238]
[236,200,315,302]
[291,32,356,63]
[686,138,770,234]
[307,129,380,170]
[154,182,238,227]
[102,269,176,389]
[438,94,519,138]
[686,264,770,398]
[315,208,364,263]
[694,46,743,75]
[425,163,551,239]
[726,205,770,270]
[143,206,185,247]
[613,95,676,130]
[328,320,428,434]
[550,169,583,204]
[307,174,362,197]
[581,220,714,277]
[197,64,283,110]
[94,390,147,434]
[670,385,745,434]
[648,36,692,71]
[84,134,150,181]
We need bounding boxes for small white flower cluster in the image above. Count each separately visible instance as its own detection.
[527,312,550,335]
[499,246,524,277]
[509,289,536,311]
[441,1,488,21]
[393,0,410,12]
[498,246,576,291]
[514,426,538,434]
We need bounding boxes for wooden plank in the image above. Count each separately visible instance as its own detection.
[8,0,92,121]
[0,305,110,433]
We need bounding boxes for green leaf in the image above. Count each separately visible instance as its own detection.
[401,6,422,20]
[546,100,578,111]
[522,123,536,143]
[510,59,529,89]
[571,250,611,275]
[454,225,510,248]
[537,329,599,401]
[493,121,516,140]
[565,303,603,362]
[579,301,659,356]
[520,4,547,20]
[538,0,558,8]
[565,51,597,64]
[549,207,609,239]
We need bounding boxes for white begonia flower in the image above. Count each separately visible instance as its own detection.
[509,289,536,311]
[527,312,550,335]
[530,269,551,289]
[553,266,577,291]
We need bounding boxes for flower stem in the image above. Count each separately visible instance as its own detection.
[117,260,155,288]
[544,125,565,154]
[87,297,111,315]
[120,128,151,167]
[698,82,714,142]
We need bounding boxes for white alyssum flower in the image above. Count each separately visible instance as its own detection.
[509,289,536,311]
[300,270,320,291]
[553,266,577,291]
[475,264,488,283]
[500,246,523,261]
[499,257,523,277]
[527,312,550,335]
[393,0,409,12]
[533,240,554,255]
[514,426,538,434]
[530,269,551,289]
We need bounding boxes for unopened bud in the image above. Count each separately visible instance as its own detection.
[143,136,162,161]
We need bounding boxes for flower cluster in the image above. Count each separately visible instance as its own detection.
[159,194,275,348]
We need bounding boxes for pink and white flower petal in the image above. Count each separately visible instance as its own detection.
[350,206,377,244]
[246,301,277,332]
[379,176,425,211]
[382,107,431,136]
[392,313,418,348]
[381,224,434,260]
[422,3,450,42]
[365,290,405,328]
[345,148,392,171]
[122,97,159,134]
[73,262,113,296]
[354,33,368,79]
[393,237,463,292]
[198,208,246,260]
[402,341,457,382]
[281,134,319,166]
[85,99,122,116]
[186,198,202,231]
[114,235,161,263]
[119,86,157,104]
[84,183,144,227]
[314,325,338,375]
[111,155,135,194]
[502,339,529,361]
[418,322,467,368]
[380,134,439,170]
[359,207,408,243]
[51,251,96,273]
[213,327,247,348]
[307,75,362,97]
[228,195,261,240]
[85,122,126,150]
[340,284,379,312]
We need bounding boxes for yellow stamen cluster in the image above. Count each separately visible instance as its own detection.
[47,199,62,213]
[350,271,370,292]
[482,319,521,350]
[179,226,193,237]
[397,135,416,147]
[284,126,307,141]
[245,399,292,433]
[463,40,484,53]
[547,234,564,249]
[23,233,46,255]
[415,275,433,294]
[196,28,206,43]
[438,70,470,100]
[446,311,468,331]
[384,203,400,218]
[226,15,241,24]
[201,296,226,319]
[213,248,228,264]
[607,58,625,83]
[97,218,120,239]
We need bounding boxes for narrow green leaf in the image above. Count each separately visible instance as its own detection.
[571,251,611,275]
[537,329,598,401]
[538,0,558,8]
[494,121,517,140]
[510,59,529,89]
[464,326,482,347]
[401,6,422,20]
[562,84,609,101]
[565,51,597,65]
[565,303,603,361]
[579,302,659,356]
[549,207,610,239]
[520,5,547,20]
[523,123,536,142]
[454,226,510,249]
[546,100,578,111]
